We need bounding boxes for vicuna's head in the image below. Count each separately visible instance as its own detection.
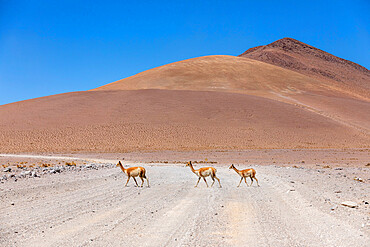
[116,161,123,167]
[186,161,192,167]
[229,164,235,169]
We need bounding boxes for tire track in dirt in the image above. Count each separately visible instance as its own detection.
[1,164,368,246]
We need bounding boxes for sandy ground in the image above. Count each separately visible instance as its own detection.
[0,154,369,246]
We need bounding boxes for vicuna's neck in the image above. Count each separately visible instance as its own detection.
[232,166,240,173]
[118,163,126,173]
[188,163,196,174]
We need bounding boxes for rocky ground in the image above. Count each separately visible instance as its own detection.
[1,162,114,182]
[0,152,369,247]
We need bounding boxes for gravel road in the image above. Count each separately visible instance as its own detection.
[0,163,369,247]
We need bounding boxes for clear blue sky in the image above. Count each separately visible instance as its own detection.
[0,0,369,105]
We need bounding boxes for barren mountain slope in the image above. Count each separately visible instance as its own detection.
[93,55,337,98]
[239,38,370,99]
[0,90,368,153]
[92,53,369,134]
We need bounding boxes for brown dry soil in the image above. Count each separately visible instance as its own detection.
[0,89,369,153]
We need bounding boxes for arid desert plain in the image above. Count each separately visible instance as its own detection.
[1,38,369,246]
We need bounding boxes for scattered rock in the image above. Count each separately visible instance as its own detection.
[354,177,364,182]
[31,171,37,177]
[334,168,343,170]
[3,167,11,172]
[334,190,342,193]
[330,205,337,210]
[341,201,358,208]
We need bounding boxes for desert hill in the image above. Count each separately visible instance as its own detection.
[93,55,364,101]
[93,55,330,97]
[0,38,369,153]
[239,38,370,99]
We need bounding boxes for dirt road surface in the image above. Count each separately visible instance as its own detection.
[1,162,369,246]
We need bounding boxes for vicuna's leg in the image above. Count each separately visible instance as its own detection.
[215,176,222,188]
[210,176,215,187]
[140,177,144,187]
[237,177,243,187]
[203,177,209,187]
[146,177,150,187]
[133,177,139,187]
[254,176,260,187]
[125,176,131,187]
[250,176,254,186]
[244,177,249,186]
[195,177,201,187]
